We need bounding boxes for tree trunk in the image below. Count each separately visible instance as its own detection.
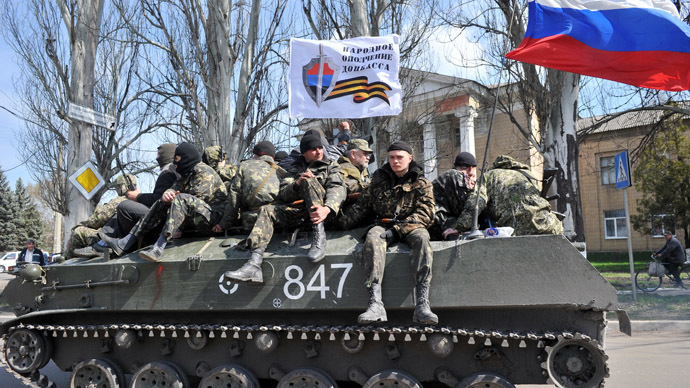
[206,0,233,148]
[228,0,261,163]
[63,0,106,248]
[543,71,584,242]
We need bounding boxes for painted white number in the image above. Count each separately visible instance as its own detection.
[284,265,306,300]
[330,263,353,298]
[282,263,354,300]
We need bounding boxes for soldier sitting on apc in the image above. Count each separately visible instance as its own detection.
[212,141,286,234]
[224,130,346,283]
[340,141,438,325]
[102,142,228,261]
[456,155,563,236]
[203,145,237,191]
[338,138,373,194]
[430,152,477,240]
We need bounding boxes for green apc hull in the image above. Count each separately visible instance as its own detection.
[0,231,627,387]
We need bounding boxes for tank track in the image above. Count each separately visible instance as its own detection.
[1,321,608,387]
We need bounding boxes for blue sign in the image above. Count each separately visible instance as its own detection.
[615,150,632,189]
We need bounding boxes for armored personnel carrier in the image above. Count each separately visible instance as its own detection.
[0,230,629,388]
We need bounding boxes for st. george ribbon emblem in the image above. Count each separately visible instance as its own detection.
[302,44,340,107]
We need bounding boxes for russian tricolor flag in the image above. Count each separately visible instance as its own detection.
[506,0,690,91]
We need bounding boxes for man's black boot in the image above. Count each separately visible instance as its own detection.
[100,232,135,257]
[224,248,264,283]
[307,223,327,263]
[358,283,387,324]
[413,283,438,325]
[139,235,168,262]
[72,246,102,258]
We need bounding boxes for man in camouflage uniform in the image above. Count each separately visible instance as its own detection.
[224,130,346,283]
[431,152,477,240]
[102,143,227,261]
[212,141,285,234]
[338,139,373,194]
[203,145,237,190]
[69,174,136,257]
[340,141,438,325]
[456,155,563,235]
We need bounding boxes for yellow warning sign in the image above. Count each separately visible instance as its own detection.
[76,168,100,193]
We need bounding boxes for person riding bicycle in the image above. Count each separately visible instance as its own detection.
[653,230,687,288]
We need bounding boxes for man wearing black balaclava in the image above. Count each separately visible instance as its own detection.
[74,143,180,258]
[224,130,346,283]
[101,142,228,261]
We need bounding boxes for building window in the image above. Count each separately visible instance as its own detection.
[454,127,461,148]
[601,156,615,185]
[604,210,627,239]
[651,214,673,237]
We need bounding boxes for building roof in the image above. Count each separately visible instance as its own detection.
[578,103,690,136]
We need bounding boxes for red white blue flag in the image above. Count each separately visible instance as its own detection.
[506,0,690,91]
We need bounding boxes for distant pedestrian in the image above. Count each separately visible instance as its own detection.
[18,239,45,266]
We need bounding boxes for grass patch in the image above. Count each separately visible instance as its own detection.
[607,294,690,320]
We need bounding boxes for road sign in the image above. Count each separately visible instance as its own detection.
[67,102,117,131]
[615,150,632,189]
[68,161,105,200]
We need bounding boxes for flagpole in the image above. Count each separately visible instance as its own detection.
[467,1,517,239]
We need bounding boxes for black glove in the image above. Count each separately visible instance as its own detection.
[380,228,399,245]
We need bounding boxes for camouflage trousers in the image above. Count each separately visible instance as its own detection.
[517,210,564,236]
[247,178,326,251]
[364,226,433,288]
[131,193,221,239]
[67,218,118,254]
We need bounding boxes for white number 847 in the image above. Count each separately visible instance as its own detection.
[283,263,353,300]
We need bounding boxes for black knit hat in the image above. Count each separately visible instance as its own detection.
[300,130,323,154]
[454,152,477,167]
[387,140,413,154]
[274,151,288,161]
[253,140,276,158]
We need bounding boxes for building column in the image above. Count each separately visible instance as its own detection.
[455,105,478,155]
[421,120,438,181]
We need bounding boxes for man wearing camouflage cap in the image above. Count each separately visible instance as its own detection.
[431,151,477,240]
[224,130,346,283]
[203,145,237,190]
[340,141,438,325]
[338,138,373,194]
[456,155,563,235]
[212,140,286,233]
[69,174,137,257]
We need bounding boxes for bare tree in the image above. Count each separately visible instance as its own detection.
[2,0,164,247]
[115,0,291,163]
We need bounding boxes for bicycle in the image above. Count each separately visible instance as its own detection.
[635,255,690,292]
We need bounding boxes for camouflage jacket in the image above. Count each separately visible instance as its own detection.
[279,154,346,213]
[219,156,286,229]
[456,155,563,235]
[77,196,127,230]
[340,162,435,237]
[168,162,228,214]
[337,155,370,194]
[432,169,473,231]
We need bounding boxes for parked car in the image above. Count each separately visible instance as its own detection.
[0,251,20,273]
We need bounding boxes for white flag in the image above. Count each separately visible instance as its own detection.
[289,35,402,119]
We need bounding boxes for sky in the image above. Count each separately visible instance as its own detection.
[0,38,29,187]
